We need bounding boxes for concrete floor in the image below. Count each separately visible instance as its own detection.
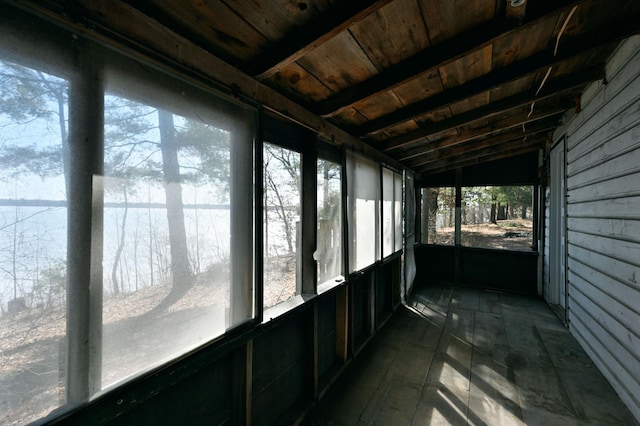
[310,285,638,425]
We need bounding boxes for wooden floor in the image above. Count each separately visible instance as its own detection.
[309,285,638,425]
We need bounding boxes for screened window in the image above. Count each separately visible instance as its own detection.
[347,153,380,272]
[460,186,534,251]
[421,187,455,245]
[382,168,403,257]
[394,170,403,252]
[263,143,301,309]
[0,60,69,424]
[317,158,343,286]
[0,37,257,423]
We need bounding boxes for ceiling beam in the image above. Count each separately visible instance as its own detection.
[405,118,558,168]
[355,13,639,137]
[378,66,602,152]
[317,1,589,117]
[14,0,406,171]
[396,103,566,160]
[250,0,395,78]
[416,138,546,174]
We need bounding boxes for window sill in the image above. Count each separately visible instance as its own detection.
[262,294,315,323]
[318,276,345,295]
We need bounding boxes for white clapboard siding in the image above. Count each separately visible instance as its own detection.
[543,187,551,297]
[553,35,640,421]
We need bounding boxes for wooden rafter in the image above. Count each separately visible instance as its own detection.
[249,0,395,78]
[355,12,639,137]
[318,0,587,117]
[378,66,602,152]
[405,117,559,168]
[417,138,546,174]
[396,104,566,161]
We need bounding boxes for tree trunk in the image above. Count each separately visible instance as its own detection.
[154,109,192,312]
[521,206,527,219]
[111,188,128,295]
[490,195,497,224]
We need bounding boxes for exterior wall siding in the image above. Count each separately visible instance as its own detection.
[554,35,640,421]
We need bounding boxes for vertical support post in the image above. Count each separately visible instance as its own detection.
[66,44,103,402]
[230,119,256,324]
[301,136,317,294]
[532,184,539,251]
[335,285,349,362]
[454,168,462,284]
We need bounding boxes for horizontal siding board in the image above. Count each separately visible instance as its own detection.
[565,40,640,143]
[555,36,640,423]
[571,314,640,419]
[569,244,640,295]
[568,130,640,186]
[568,230,640,267]
[567,69,640,158]
[567,170,640,203]
[570,300,640,400]
[568,217,640,244]
[569,271,640,350]
[567,195,640,219]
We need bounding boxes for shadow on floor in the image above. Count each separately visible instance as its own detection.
[307,284,638,426]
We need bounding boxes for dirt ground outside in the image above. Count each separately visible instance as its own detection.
[433,219,534,251]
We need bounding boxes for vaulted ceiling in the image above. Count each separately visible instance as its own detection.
[32,0,640,175]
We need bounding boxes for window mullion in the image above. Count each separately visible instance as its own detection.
[66,48,104,402]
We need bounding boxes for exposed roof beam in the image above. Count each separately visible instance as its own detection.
[378,66,602,152]
[17,0,405,171]
[355,13,639,137]
[396,104,566,160]
[405,118,558,168]
[417,138,546,174]
[318,1,587,117]
[250,0,395,78]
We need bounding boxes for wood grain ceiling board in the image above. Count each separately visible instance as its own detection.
[132,0,269,63]
[327,107,369,129]
[419,0,496,45]
[296,31,378,92]
[349,0,430,70]
[267,62,333,104]
[489,75,538,103]
[347,90,404,121]
[366,120,421,143]
[224,0,337,43]
[392,70,445,107]
[491,15,560,70]
[438,44,493,89]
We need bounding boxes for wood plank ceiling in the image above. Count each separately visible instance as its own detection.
[83,0,640,174]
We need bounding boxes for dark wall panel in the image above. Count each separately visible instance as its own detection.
[105,354,234,426]
[414,245,455,286]
[251,310,312,426]
[460,248,538,294]
[317,293,337,381]
[414,245,537,295]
